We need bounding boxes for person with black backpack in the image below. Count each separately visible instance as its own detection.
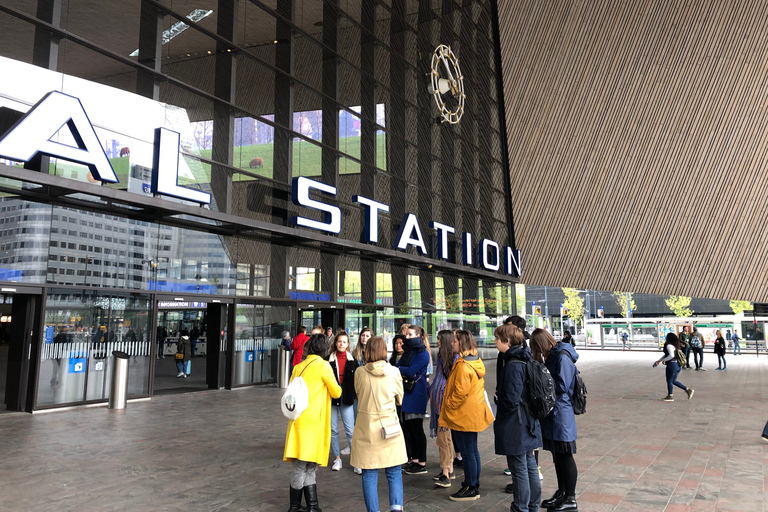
[530,328,579,512]
[653,332,694,402]
[494,324,542,512]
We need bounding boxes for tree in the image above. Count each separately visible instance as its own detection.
[729,300,752,315]
[665,295,692,317]
[562,288,585,334]
[613,291,637,318]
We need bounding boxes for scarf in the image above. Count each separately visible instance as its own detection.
[398,336,426,369]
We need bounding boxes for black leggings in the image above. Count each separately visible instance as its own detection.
[403,418,427,462]
[552,452,578,496]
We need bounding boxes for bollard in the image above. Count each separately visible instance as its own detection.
[277,346,291,389]
[108,350,130,410]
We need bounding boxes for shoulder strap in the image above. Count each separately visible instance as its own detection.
[298,358,318,377]
[367,371,388,430]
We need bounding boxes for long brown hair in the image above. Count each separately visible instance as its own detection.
[352,327,373,362]
[436,329,455,376]
[454,329,477,357]
[530,328,557,363]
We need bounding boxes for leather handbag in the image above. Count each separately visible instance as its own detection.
[175,352,184,360]
[368,373,402,440]
[402,374,420,392]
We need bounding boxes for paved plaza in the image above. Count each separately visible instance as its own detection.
[0,349,766,511]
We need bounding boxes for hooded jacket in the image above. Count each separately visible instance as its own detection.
[494,345,542,456]
[350,360,408,469]
[439,353,494,432]
[397,337,430,414]
[541,342,579,443]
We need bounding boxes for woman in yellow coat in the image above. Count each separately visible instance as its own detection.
[439,329,494,502]
[284,334,341,512]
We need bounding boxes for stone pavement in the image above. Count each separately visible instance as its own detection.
[0,349,766,511]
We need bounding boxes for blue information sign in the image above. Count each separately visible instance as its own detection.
[45,326,54,344]
[68,358,86,373]
[245,351,255,362]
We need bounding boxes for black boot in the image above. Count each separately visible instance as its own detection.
[303,484,322,512]
[288,487,304,512]
[541,489,565,508]
[549,495,577,511]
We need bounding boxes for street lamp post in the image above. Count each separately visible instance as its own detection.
[142,259,157,291]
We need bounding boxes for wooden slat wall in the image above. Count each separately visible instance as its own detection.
[498,0,768,302]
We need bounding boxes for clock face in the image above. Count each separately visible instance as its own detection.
[430,44,465,124]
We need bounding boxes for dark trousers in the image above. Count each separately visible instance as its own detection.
[683,346,691,368]
[453,430,480,487]
[692,347,703,368]
[717,353,726,369]
[403,418,426,462]
[763,420,768,438]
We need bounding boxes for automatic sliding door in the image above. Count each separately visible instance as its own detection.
[234,301,294,385]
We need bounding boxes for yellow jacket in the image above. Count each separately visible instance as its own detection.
[283,355,342,465]
[439,354,494,432]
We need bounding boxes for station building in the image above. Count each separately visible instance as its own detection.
[0,0,517,411]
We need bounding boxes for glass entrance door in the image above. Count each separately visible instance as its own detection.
[234,301,294,385]
[38,289,152,407]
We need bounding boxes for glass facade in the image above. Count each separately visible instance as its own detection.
[0,0,515,410]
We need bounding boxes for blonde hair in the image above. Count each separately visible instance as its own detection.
[398,323,411,335]
[454,330,477,357]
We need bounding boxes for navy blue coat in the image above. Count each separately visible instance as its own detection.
[397,343,430,414]
[494,346,542,456]
[541,342,578,443]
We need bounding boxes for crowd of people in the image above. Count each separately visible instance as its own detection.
[282,316,582,512]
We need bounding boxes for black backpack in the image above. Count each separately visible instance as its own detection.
[569,371,587,415]
[512,359,556,420]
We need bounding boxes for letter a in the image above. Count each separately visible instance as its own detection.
[0,91,118,182]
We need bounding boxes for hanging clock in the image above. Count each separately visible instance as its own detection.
[429,44,465,124]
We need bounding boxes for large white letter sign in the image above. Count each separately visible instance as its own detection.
[352,195,389,243]
[429,221,455,260]
[504,247,522,277]
[479,239,500,271]
[395,213,427,255]
[291,176,342,234]
[462,232,473,266]
[152,128,211,204]
[0,91,118,182]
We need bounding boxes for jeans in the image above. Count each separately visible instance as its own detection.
[692,347,703,368]
[683,346,691,368]
[176,360,191,374]
[665,361,686,395]
[361,466,403,512]
[733,341,741,355]
[507,452,541,512]
[452,430,480,487]
[717,353,726,369]
[330,403,355,457]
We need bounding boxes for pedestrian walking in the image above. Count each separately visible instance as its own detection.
[351,336,408,512]
[284,334,341,512]
[653,332,694,402]
[621,331,629,351]
[328,330,360,474]
[714,330,727,370]
[397,325,430,475]
[530,328,579,512]
[732,329,742,355]
[429,329,458,488]
[690,327,706,370]
[175,334,192,378]
[440,330,494,502]
[494,324,542,512]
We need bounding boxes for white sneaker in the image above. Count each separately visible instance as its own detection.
[332,458,342,471]
[340,446,351,455]
[353,467,362,475]
[176,372,184,378]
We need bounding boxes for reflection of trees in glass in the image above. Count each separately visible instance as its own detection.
[192,120,213,150]
[665,295,692,317]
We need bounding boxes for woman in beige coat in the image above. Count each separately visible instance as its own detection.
[351,336,408,512]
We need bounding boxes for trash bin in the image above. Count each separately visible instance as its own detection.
[277,346,291,389]
[108,350,130,410]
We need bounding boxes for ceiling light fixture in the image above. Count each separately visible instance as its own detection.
[129,9,214,57]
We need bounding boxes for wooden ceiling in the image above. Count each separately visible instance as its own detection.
[498,0,768,302]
